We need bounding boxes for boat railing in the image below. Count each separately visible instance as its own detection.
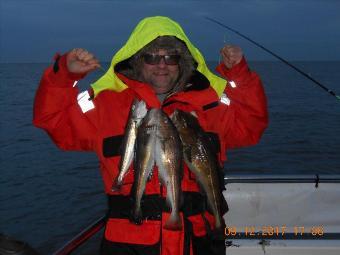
[224,174,340,184]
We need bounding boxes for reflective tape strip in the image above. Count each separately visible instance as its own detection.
[77,90,95,113]
[73,81,78,87]
[220,93,231,105]
[229,80,237,88]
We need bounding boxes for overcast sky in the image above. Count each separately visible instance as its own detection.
[1,0,340,63]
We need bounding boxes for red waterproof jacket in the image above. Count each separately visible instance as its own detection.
[33,52,267,254]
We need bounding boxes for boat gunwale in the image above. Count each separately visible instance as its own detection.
[224,174,340,183]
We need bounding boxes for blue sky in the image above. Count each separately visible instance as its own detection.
[1,0,340,63]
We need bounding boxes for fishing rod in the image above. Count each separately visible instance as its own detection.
[205,17,340,101]
[52,215,106,255]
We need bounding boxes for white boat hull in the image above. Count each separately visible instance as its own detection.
[222,174,340,254]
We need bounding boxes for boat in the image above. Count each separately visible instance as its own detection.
[53,174,340,254]
[223,174,340,254]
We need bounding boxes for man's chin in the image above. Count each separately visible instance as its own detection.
[155,88,172,95]
[151,83,174,95]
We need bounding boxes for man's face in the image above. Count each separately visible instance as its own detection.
[140,49,180,94]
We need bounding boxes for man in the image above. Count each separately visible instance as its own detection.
[33,16,268,255]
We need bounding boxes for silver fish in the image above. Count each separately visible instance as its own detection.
[132,108,183,230]
[171,110,224,230]
[155,109,183,230]
[112,99,147,191]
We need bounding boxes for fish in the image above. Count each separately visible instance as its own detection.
[170,109,224,231]
[112,99,147,191]
[131,108,183,230]
[154,109,183,230]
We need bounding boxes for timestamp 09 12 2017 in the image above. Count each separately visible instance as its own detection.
[225,225,325,237]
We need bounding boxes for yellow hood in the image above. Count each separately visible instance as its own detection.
[91,16,227,97]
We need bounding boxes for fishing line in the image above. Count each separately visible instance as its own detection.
[98,65,106,73]
[218,34,228,64]
[205,16,340,101]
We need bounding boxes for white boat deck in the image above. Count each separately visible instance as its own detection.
[222,174,340,254]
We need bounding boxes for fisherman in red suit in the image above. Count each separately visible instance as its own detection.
[33,16,268,255]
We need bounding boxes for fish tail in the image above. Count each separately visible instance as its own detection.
[214,213,222,229]
[163,212,182,231]
[210,216,226,240]
[130,207,143,225]
[130,181,146,225]
[210,227,226,240]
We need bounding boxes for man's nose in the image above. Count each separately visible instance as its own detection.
[157,57,167,68]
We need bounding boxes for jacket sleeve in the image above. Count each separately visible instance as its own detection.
[216,57,268,149]
[33,54,98,151]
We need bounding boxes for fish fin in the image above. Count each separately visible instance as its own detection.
[111,176,122,192]
[190,111,198,118]
[169,111,175,120]
[163,214,182,231]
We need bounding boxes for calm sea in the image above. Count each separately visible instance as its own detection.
[1,61,339,254]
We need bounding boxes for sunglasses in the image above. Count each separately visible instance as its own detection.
[143,53,181,65]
